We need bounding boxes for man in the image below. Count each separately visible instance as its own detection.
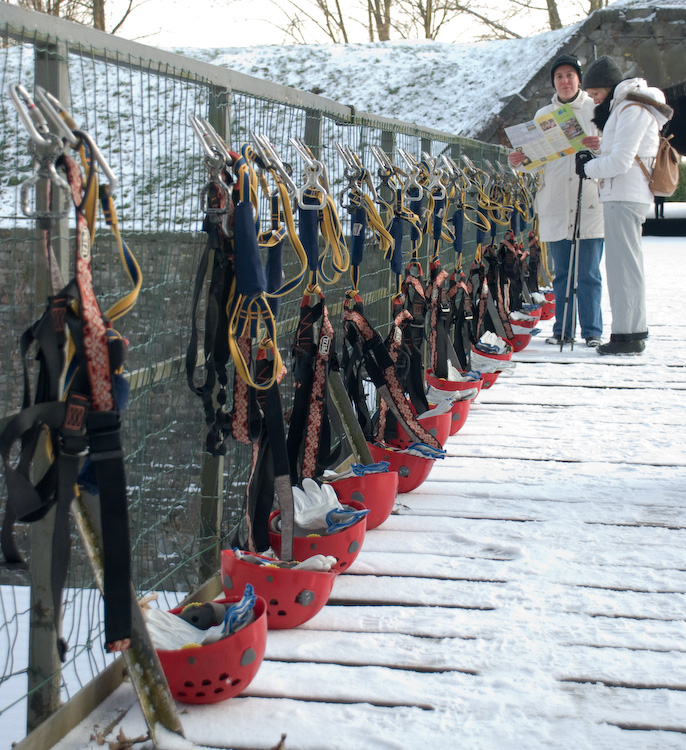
[509,54,604,347]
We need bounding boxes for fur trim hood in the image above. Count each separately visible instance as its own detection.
[624,91,673,120]
[610,79,673,129]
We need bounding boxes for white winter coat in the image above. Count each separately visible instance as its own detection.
[584,78,672,204]
[528,91,604,242]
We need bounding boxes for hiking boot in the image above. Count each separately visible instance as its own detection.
[597,339,645,355]
[585,337,602,348]
[546,334,572,345]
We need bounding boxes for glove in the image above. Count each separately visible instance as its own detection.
[575,150,594,179]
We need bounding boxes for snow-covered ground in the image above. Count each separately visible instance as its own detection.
[45,229,686,750]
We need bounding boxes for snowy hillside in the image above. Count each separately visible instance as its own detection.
[174,26,578,139]
[170,0,686,139]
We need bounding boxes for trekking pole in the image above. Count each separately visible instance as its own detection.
[560,175,583,352]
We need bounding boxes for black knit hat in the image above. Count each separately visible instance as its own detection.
[583,56,624,89]
[550,54,582,86]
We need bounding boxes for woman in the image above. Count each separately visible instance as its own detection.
[576,55,673,355]
[509,54,604,348]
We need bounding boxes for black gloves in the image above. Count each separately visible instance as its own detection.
[575,150,594,179]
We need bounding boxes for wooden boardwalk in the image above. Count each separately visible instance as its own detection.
[53,239,686,750]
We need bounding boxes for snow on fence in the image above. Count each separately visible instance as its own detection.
[0,5,507,746]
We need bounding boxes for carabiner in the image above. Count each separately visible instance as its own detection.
[289,137,328,210]
[20,139,71,220]
[8,83,52,146]
[73,130,118,194]
[402,165,423,202]
[189,113,225,163]
[426,166,447,201]
[251,132,298,198]
[34,87,80,147]
[8,83,72,219]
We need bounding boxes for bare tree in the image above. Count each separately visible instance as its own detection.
[260,0,604,45]
[15,0,137,33]
[368,0,392,41]
[588,0,609,11]
[545,0,562,30]
[267,0,351,43]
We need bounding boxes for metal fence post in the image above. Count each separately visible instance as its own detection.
[26,41,71,733]
[34,42,70,301]
[197,84,231,582]
[208,84,230,147]
[304,108,322,158]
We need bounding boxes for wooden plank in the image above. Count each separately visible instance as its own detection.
[393,497,686,527]
[330,573,686,620]
[299,605,686,652]
[329,573,504,609]
[180,696,686,750]
[264,629,484,672]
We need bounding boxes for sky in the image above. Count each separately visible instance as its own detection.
[108,0,590,49]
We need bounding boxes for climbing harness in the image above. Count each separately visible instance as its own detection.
[186,119,299,558]
[1,84,141,657]
[285,139,351,484]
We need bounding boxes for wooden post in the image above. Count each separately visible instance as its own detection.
[73,492,186,744]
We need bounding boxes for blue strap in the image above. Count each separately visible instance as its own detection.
[451,208,464,255]
[350,202,367,268]
[298,198,320,274]
[233,200,267,297]
[389,217,404,275]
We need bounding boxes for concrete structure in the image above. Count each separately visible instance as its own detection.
[479,2,686,154]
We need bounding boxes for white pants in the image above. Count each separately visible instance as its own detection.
[602,200,650,337]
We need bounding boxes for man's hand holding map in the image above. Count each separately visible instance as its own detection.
[505,103,588,171]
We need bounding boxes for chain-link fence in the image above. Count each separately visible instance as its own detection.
[0,5,507,745]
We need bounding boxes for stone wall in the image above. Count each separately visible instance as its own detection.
[478,4,686,151]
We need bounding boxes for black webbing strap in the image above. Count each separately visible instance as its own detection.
[483,242,514,340]
[341,296,374,441]
[393,274,429,415]
[236,349,294,557]
[448,268,474,373]
[428,261,456,379]
[86,407,132,649]
[527,230,541,293]
[186,220,234,455]
[469,259,489,343]
[287,292,320,484]
[344,309,441,451]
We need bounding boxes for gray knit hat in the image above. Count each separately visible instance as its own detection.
[550,54,582,86]
[582,56,624,89]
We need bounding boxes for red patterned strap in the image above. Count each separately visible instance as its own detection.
[344,309,441,451]
[64,154,115,413]
[376,309,411,441]
[232,336,252,445]
[301,304,335,478]
[427,266,449,372]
